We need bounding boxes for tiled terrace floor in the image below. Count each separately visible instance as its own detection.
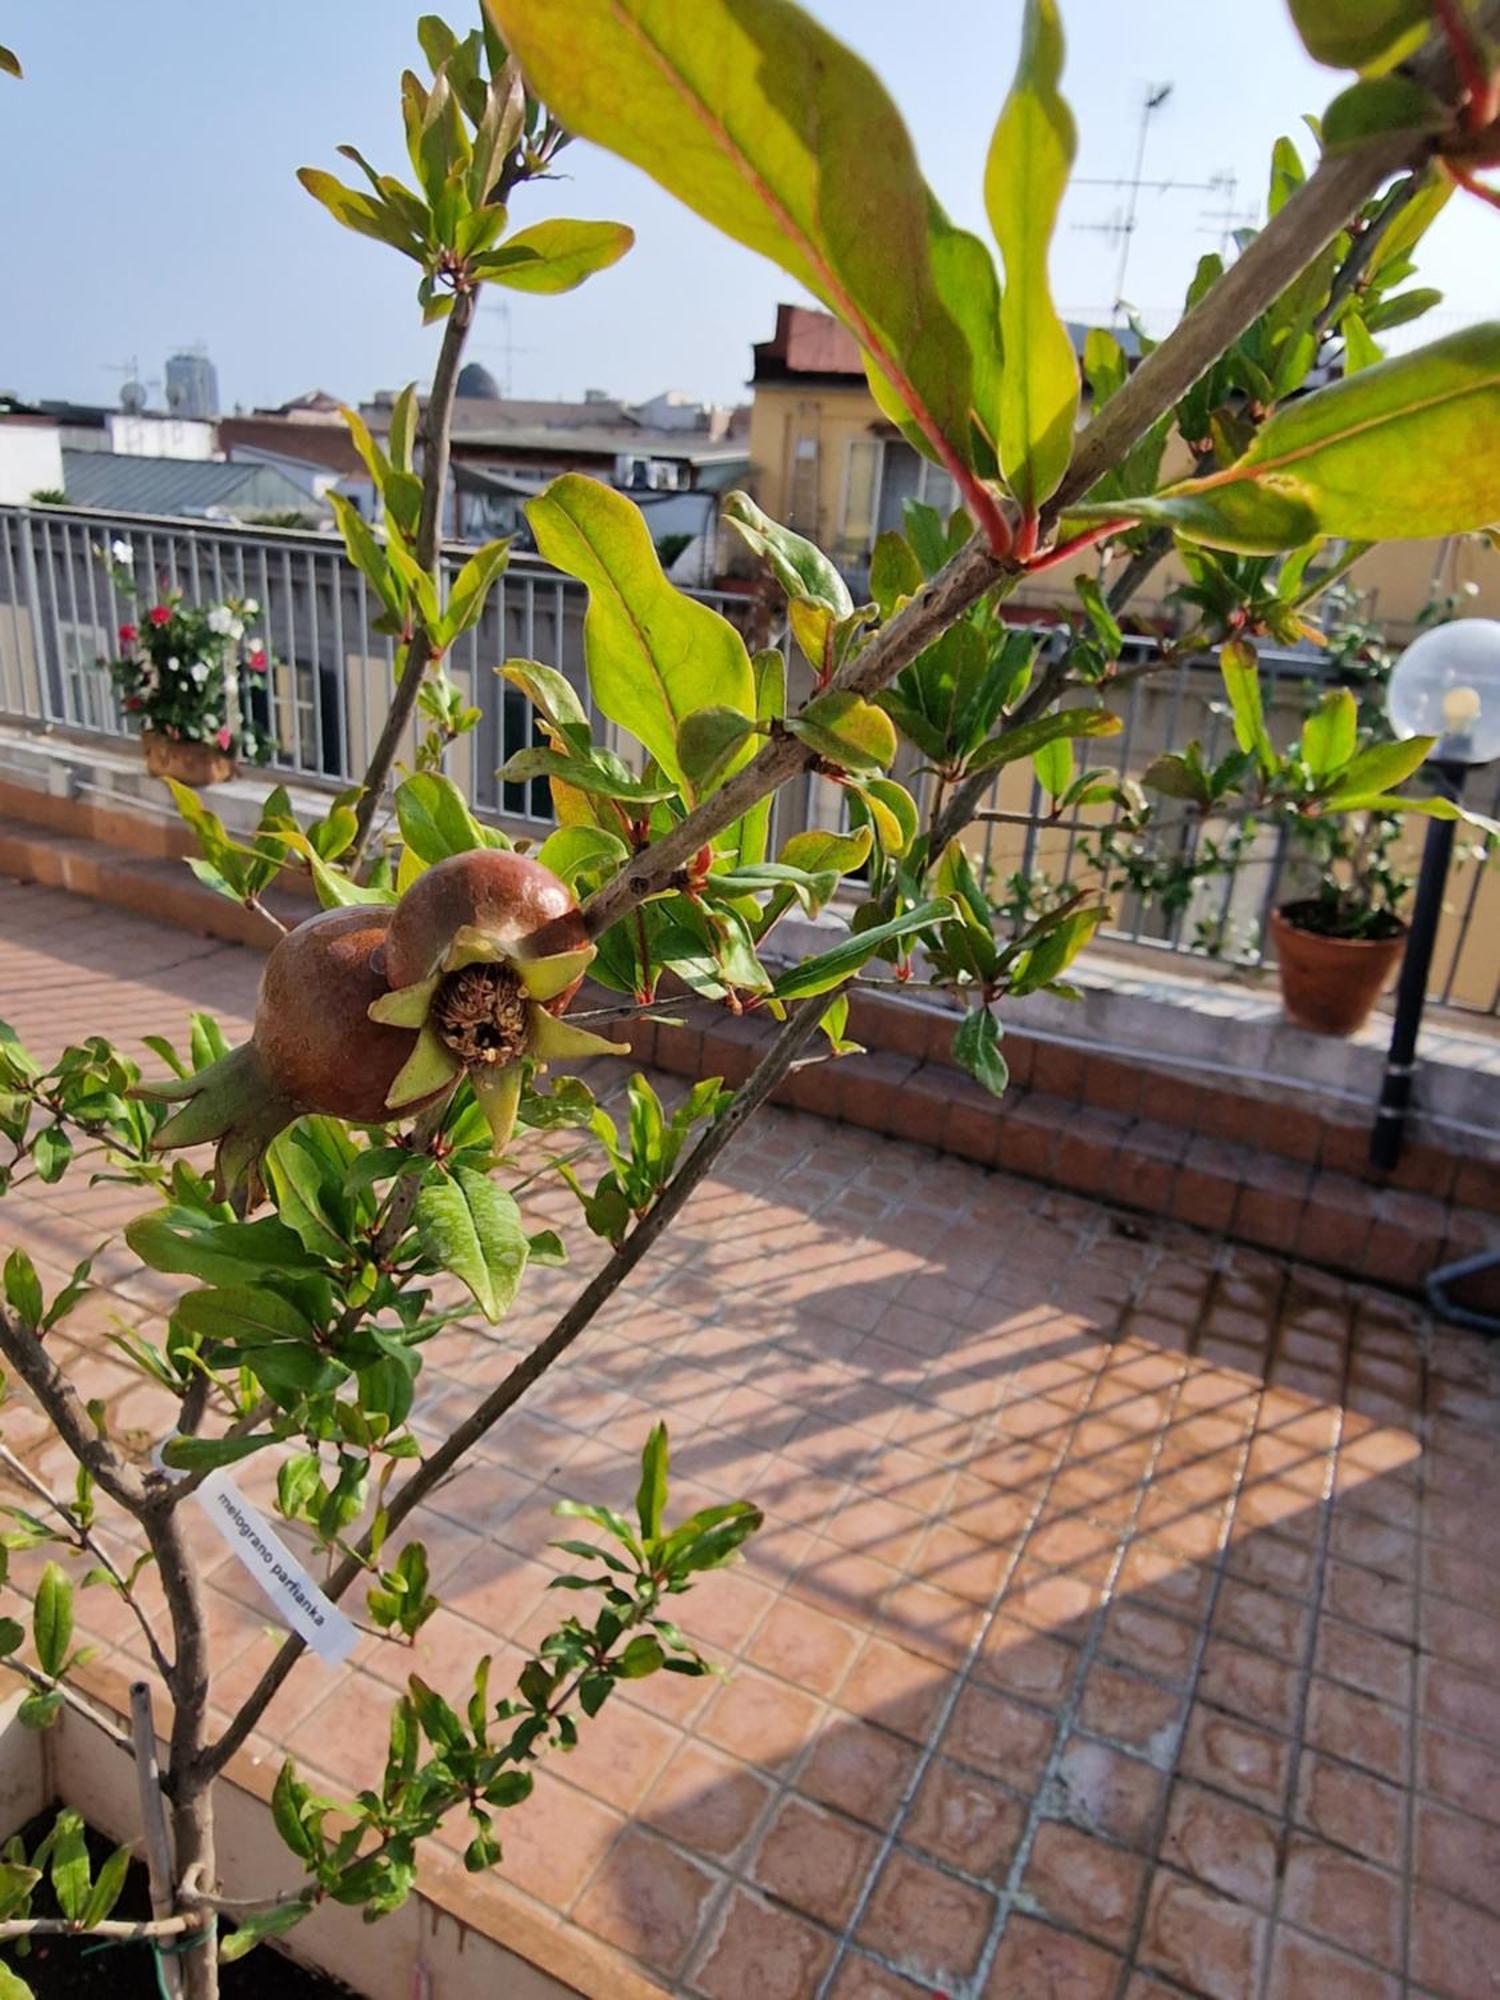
[3,878,1500,1999]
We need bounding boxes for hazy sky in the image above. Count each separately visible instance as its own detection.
[1,2,1491,414]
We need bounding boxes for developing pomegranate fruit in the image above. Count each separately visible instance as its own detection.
[142,906,431,1199]
[370,849,625,1148]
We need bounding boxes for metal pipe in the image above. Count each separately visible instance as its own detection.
[1369,758,1465,1172]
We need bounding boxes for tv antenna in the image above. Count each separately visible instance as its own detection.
[101,355,160,413]
[477,302,536,398]
[1198,172,1259,257]
[1073,83,1237,318]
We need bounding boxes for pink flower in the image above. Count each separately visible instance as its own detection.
[247,646,267,671]
[147,605,171,627]
[118,622,138,646]
[215,727,233,751]
[123,695,142,712]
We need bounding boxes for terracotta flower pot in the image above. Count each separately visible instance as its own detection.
[141,729,236,789]
[1269,902,1407,1037]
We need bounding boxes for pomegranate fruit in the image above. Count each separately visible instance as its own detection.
[369,848,624,1149]
[143,906,433,1199]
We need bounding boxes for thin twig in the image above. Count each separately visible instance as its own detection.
[132,1682,184,2000]
[0,1914,202,1941]
[347,288,479,870]
[202,985,840,1777]
[1,1657,135,1757]
[0,1310,156,1514]
[0,1444,171,1682]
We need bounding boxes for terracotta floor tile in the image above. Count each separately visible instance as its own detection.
[1102,1599,1200,1683]
[573,1827,719,1977]
[825,1952,934,1998]
[1415,1797,1500,1915]
[1313,1614,1414,1709]
[1054,1736,1166,1850]
[1079,1661,1185,1761]
[1180,1704,1292,1814]
[1419,1724,1500,1826]
[1116,1541,1216,1625]
[748,1596,862,1698]
[1197,1636,1302,1734]
[691,1888,835,2000]
[1410,1882,1500,1999]
[1423,1656,1500,1743]
[1294,1753,1407,1872]
[483,1767,624,1910]
[1280,1836,1402,1971]
[974,1615,1081,1709]
[799,1714,918,1828]
[641,1742,772,1861]
[1305,1677,1409,1784]
[904,1754,1026,1881]
[1139,1870,1267,2000]
[876,1577,985,1667]
[541,1691,679,1812]
[699,1667,823,1774]
[943,1681,1057,1792]
[1268,1929,1400,1998]
[1322,1558,1414,1643]
[1161,1779,1281,1910]
[838,1634,949,1743]
[1211,1577,1311,1663]
[1021,1820,1146,1949]
[982,1914,1122,1998]
[751,1794,879,1927]
[856,1846,995,1988]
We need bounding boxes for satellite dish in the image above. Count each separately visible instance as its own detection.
[121,379,147,414]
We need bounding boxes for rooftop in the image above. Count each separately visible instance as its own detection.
[60,449,322,520]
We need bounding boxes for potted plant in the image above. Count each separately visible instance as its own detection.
[96,538,275,786]
[1269,804,1411,1034]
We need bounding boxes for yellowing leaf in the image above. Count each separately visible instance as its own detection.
[472,218,634,293]
[526,475,753,792]
[985,0,1079,513]
[486,0,974,467]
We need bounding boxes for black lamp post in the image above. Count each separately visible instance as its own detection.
[1369,618,1500,1172]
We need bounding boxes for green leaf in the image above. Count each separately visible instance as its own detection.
[126,1208,320,1290]
[0,45,22,80]
[985,0,1079,512]
[772,898,956,999]
[0,1619,22,1656]
[870,531,923,622]
[1219,639,1276,777]
[264,1130,349,1263]
[473,218,635,292]
[526,475,754,791]
[31,1126,71,1184]
[441,538,510,640]
[33,1563,72,1679]
[500,657,588,732]
[496,744,677,804]
[1286,0,1428,70]
[174,1284,319,1351]
[1302,687,1358,778]
[220,1900,313,1962]
[487,0,974,468]
[1341,312,1382,373]
[415,1166,529,1322]
[396,772,503,865]
[636,1422,669,1542]
[535,825,628,890]
[328,493,405,626]
[1319,734,1434,804]
[296,168,428,261]
[2,1249,42,1329]
[1033,735,1074,799]
[1010,903,1106,994]
[160,1433,275,1472]
[965,706,1121,779]
[48,1811,89,1923]
[953,1007,1009,1098]
[1322,75,1447,152]
[788,691,898,773]
[80,1843,132,1928]
[1075,324,1500,552]
[677,707,757,795]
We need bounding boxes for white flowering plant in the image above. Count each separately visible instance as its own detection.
[96,543,275,763]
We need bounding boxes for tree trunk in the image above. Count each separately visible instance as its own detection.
[148,1503,220,1999]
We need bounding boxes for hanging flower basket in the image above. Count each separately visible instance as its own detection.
[140,728,238,789]
[93,537,275,790]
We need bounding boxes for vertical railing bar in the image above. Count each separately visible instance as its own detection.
[305,549,325,776]
[330,549,349,782]
[281,548,305,775]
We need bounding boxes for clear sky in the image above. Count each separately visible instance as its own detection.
[1,2,1490,416]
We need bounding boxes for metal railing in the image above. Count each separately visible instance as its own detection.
[1,503,1496,1017]
[962,632,1500,1018]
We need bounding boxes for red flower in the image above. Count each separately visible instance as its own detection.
[118,622,138,646]
[147,605,171,627]
[123,695,142,711]
[247,646,267,671]
[215,727,233,751]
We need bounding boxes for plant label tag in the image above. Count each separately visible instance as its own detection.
[191,1470,357,1665]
